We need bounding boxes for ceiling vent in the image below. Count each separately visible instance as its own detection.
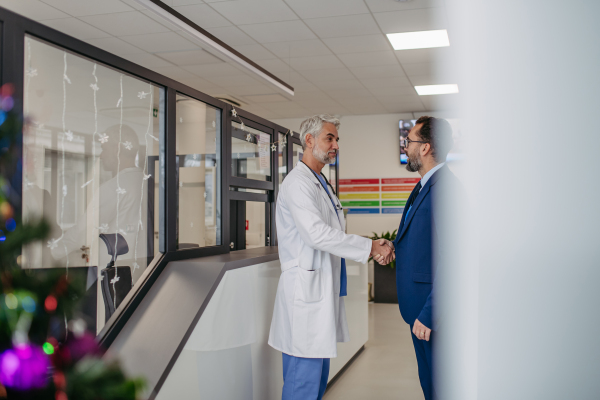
[215,97,244,108]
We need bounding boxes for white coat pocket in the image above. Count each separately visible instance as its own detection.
[297,268,323,303]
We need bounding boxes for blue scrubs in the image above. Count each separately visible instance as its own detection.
[282,353,330,400]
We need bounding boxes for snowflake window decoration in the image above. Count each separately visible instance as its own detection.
[98,133,109,143]
[123,141,133,150]
[137,91,149,99]
[116,187,126,195]
[89,83,99,91]
[64,130,73,141]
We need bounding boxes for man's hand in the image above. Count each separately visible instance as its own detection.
[371,239,395,265]
[412,319,431,341]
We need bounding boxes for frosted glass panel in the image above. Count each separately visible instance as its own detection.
[22,36,163,333]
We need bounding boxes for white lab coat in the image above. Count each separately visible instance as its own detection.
[268,162,371,358]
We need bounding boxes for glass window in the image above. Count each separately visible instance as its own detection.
[22,36,163,333]
[245,202,265,249]
[292,143,303,167]
[231,121,271,181]
[229,188,267,194]
[176,93,221,249]
[278,132,287,185]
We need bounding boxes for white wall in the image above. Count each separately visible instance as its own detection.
[273,112,453,238]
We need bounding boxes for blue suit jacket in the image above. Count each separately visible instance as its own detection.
[393,165,456,329]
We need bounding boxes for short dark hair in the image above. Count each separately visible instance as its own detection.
[415,116,454,163]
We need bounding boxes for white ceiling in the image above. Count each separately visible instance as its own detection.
[0,0,458,119]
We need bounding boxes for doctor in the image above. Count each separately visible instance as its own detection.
[269,114,394,400]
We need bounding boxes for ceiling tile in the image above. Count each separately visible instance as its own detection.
[209,0,297,25]
[359,76,412,88]
[204,26,257,46]
[120,0,146,11]
[41,17,111,39]
[173,4,231,28]
[289,55,345,71]
[305,105,350,115]
[255,58,293,73]
[0,0,69,20]
[121,52,175,68]
[337,51,398,68]
[394,47,452,64]
[85,37,146,56]
[207,74,261,87]
[401,62,436,77]
[231,44,278,61]
[368,85,417,96]
[155,49,225,66]
[41,0,134,16]
[244,93,289,103]
[373,8,446,34]
[296,98,342,108]
[285,0,369,19]
[240,20,317,43]
[349,64,406,79]
[263,40,332,58]
[293,91,334,101]
[182,62,241,77]
[383,101,426,113]
[365,0,444,13]
[80,12,171,37]
[300,68,355,82]
[180,77,222,93]
[344,103,387,115]
[322,35,391,54]
[291,82,320,92]
[327,88,374,101]
[120,32,199,53]
[316,79,365,91]
[408,75,440,86]
[160,0,204,5]
[376,94,423,105]
[152,65,200,81]
[228,84,274,96]
[304,14,381,39]
[337,96,381,108]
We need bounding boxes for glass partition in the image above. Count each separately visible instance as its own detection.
[231,121,271,181]
[292,142,303,167]
[176,93,221,249]
[245,201,266,249]
[22,36,164,333]
[278,132,287,185]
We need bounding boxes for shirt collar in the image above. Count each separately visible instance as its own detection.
[420,162,445,191]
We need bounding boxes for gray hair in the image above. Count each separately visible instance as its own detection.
[299,114,340,150]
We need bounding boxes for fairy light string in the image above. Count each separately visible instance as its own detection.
[230,107,290,151]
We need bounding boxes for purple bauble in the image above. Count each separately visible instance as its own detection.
[0,344,50,390]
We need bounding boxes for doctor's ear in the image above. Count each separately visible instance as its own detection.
[305,133,314,149]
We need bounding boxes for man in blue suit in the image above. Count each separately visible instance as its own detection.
[393,116,456,400]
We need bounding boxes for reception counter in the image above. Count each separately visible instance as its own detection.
[107,247,368,399]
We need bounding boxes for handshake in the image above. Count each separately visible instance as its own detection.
[370,239,395,265]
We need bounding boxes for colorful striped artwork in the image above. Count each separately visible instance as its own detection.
[339,177,418,214]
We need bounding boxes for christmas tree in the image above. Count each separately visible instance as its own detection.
[0,84,144,399]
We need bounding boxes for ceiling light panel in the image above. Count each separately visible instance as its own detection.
[415,84,459,95]
[387,29,449,50]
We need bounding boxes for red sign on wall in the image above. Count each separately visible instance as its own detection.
[381,178,420,185]
[246,220,249,231]
[339,179,380,185]
[339,186,380,192]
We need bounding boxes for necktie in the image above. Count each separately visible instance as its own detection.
[405,181,422,218]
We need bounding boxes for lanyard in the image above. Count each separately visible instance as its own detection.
[301,161,343,213]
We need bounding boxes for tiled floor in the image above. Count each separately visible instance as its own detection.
[324,303,424,400]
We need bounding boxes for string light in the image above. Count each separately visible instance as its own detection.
[230,107,291,151]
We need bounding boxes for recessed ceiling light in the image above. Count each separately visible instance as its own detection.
[387,30,450,50]
[415,84,459,95]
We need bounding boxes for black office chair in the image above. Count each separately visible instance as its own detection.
[99,233,132,323]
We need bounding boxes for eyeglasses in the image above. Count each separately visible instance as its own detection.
[400,137,428,148]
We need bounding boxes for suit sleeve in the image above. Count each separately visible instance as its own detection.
[286,177,372,264]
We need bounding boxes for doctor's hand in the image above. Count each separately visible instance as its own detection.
[371,240,394,265]
[413,319,431,341]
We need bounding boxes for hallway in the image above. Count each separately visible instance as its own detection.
[325,303,424,400]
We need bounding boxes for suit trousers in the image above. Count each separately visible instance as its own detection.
[410,325,436,400]
[282,353,330,400]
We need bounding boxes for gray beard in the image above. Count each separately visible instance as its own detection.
[406,152,421,172]
[313,145,336,165]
